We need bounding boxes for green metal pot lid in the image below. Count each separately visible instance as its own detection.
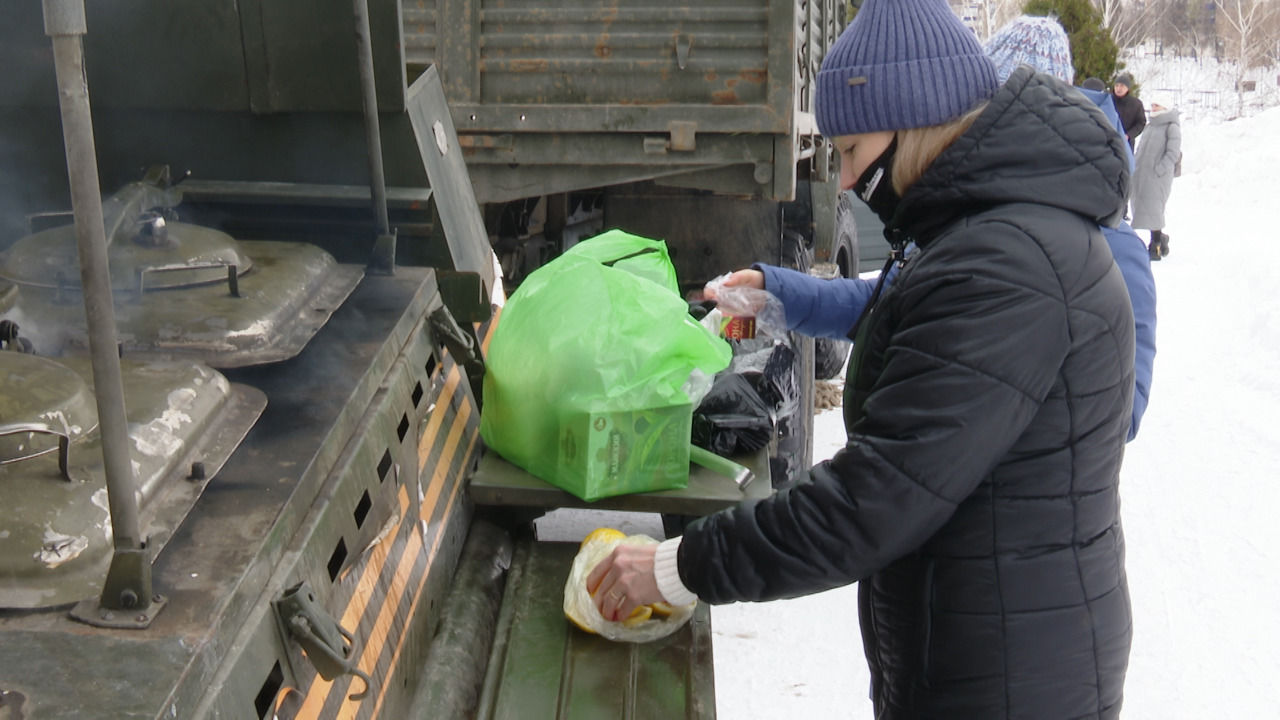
[0,218,254,292]
[0,355,265,609]
[0,351,99,465]
[0,181,252,292]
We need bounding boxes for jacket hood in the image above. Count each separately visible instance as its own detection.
[1147,108,1180,126]
[891,66,1131,241]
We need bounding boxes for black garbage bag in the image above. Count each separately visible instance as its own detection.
[691,372,775,456]
[755,341,800,420]
[724,337,805,487]
[729,339,800,419]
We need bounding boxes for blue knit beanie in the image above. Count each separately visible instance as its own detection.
[983,15,1074,85]
[816,0,999,137]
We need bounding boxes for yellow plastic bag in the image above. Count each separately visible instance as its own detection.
[563,531,696,643]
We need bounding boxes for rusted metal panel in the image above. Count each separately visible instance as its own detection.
[400,0,832,201]
[403,0,440,71]
[457,132,774,166]
[477,4,771,107]
[405,0,794,131]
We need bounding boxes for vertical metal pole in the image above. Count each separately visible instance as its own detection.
[42,0,156,617]
[354,0,397,272]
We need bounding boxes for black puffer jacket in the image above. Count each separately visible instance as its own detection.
[1112,91,1147,148]
[678,69,1135,719]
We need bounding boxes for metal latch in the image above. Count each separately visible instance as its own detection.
[274,581,372,701]
[643,120,698,154]
[428,304,486,410]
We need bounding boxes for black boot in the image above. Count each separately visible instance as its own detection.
[1149,231,1162,261]
[1159,231,1170,257]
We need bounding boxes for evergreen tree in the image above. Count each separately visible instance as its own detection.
[1024,0,1124,84]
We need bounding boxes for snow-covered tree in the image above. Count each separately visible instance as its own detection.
[1213,0,1280,115]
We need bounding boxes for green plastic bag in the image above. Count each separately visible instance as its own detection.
[481,233,731,501]
[561,228,679,294]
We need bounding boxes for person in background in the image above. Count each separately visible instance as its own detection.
[1132,102,1182,260]
[1082,76,1135,170]
[588,1,1135,717]
[1111,72,1147,150]
[985,14,1155,440]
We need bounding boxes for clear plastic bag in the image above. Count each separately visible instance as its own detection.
[703,273,787,340]
[563,533,697,643]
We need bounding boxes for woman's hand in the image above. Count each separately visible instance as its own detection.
[704,269,764,301]
[585,543,664,622]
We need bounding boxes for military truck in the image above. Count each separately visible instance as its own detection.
[1,0,860,483]
[412,0,861,479]
[1,0,850,717]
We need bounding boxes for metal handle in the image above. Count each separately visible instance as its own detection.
[0,422,75,481]
[137,262,239,296]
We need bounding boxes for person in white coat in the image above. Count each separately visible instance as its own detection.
[1132,103,1182,259]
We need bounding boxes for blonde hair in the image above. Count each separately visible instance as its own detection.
[891,102,989,196]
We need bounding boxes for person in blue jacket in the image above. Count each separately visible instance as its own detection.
[711,14,1157,442]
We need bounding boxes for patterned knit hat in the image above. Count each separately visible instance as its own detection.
[815,0,998,137]
[983,15,1074,85]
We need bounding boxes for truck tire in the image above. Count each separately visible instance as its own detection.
[772,230,815,488]
[813,194,859,380]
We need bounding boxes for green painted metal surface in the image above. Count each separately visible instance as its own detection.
[0,270,463,717]
[0,0,404,113]
[478,539,716,719]
[407,0,846,202]
[0,282,16,313]
[0,353,264,609]
[470,447,770,516]
[0,0,845,227]
[0,1,800,714]
[408,65,497,297]
[1,218,253,292]
[5,241,363,368]
[0,351,97,465]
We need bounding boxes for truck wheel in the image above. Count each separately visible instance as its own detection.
[813,194,859,380]
[771,231,815,488]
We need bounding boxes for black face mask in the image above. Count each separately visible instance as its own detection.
[852,136,900,226]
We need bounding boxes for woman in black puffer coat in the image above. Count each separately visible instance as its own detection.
[587,1,1135,717]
